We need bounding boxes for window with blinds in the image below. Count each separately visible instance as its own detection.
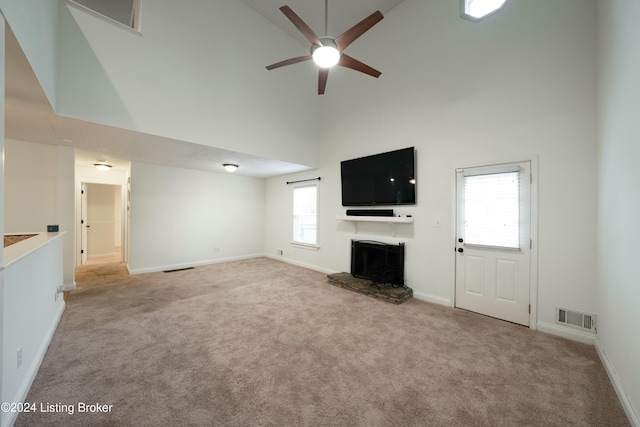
[293,185,318,245]
[463,171,520,249]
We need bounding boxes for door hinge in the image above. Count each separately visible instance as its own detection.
[529,304,531,314]
[530,239,532,249]
[530,174,533,184]
[81,249,84,254]
[81,219,84,224]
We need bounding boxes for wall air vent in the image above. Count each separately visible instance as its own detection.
[556,307,596,332]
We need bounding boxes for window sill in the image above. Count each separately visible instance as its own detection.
[290,242,320,251]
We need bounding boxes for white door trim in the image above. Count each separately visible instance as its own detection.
[451,156,539,329]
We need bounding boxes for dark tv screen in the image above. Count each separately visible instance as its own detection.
[341,147,416,206]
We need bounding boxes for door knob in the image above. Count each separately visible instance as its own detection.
[457,248,464,253]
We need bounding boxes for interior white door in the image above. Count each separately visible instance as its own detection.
[455,162,531,326]
[81,183,88,265]
[86,184,117,259]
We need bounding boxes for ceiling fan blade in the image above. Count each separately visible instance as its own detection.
[318,68,329,95]
[334,10,383,52]
[280,6,321,46]
[338,54,381,78]
[266,55,312,70]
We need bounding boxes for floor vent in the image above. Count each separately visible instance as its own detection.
[556,307,596,331]
[163,267,195,273]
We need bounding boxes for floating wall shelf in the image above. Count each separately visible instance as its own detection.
[336,215,413,237]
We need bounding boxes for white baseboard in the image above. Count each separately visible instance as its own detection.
[128,253,264,275]
[88,252,116,259]
[595,339,639,427]
[263,254,335,275]
[2,301,66,427]
[536,321,595,344]
[412,291,451,307]
[263,257,454,305]
[264,257,454,307]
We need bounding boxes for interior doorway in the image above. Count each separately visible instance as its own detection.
[79,183,125,266]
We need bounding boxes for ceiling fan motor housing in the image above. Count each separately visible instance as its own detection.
[314,37,338,52]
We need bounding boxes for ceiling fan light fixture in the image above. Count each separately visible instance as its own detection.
[312,45,340,68]
[223,163,239,172]
[265,4,383,94]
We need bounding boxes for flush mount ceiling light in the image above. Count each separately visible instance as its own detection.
[462,0,508,21]
[223,163,239,172]
[93,162,112,171]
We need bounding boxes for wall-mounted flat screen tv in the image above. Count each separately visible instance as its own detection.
[341,147,416,206]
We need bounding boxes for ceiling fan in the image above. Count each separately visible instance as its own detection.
[265,1,384,95]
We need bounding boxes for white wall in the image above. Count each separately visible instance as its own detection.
[266,0,598,332]
[596,0,640,423]
[4,140,57,233]
[0,0,58,107]
[0,15,6,417]
[56,0,320,168]
[129,162,265,274]
[4,139,76,288]
[2,235,65,427]
[76,163,128,186]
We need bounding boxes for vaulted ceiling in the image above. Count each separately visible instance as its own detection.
[4,1,406,177]
[240,0,406,47]
[4,24,307,177]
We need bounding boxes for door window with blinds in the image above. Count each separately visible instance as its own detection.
[461,166,521,249]
[292,184,318,246]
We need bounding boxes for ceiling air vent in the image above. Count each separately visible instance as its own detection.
[556,307,596,332]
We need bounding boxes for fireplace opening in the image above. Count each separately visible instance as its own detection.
[351,240,405,287]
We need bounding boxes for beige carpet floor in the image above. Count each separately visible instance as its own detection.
[17,257,628,426]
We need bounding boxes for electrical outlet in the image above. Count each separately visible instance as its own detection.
[17,347,22,369]
[277,249,283,256]
[213,247,221,253]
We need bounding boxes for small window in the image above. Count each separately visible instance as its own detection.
[292,184,318,246]
[461,0,508,22]
[69,0,141,31]
[463,170,520,248]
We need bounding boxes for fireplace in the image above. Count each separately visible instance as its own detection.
[351,240,405,287]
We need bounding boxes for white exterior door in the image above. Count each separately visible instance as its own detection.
[455,162,531,326]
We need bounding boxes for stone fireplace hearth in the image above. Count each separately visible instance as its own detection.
[326,240,413,304]
[327,272,413,304]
